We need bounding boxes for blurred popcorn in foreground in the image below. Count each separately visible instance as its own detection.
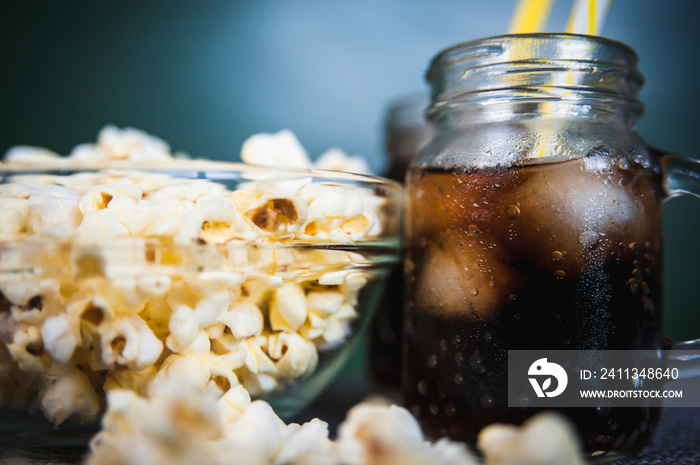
[88,390,475,465]
[88,389,583,465]
[478,412,585,465]
[0,126,386,428]
[336,400,476,465]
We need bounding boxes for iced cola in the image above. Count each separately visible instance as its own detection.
[403,148,666,455]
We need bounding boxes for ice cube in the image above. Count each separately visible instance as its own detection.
[414,229,520,320]
[508,155,652,275]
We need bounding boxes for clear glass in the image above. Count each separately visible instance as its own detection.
[403,33,700,461]
[371,94,433,397]
[0,160,401,458]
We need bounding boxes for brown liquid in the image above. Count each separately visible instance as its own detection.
[403,151,667,456]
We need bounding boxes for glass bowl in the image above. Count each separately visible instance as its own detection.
[0,160,401,457]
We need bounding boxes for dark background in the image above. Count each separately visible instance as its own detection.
[1,0,698,364]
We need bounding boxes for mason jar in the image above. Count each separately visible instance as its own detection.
[403,33,700,459]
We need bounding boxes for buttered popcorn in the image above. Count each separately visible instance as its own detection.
[0,126,390,427]
[86,387,583,465]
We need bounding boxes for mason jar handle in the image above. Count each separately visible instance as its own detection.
[661,154,700,378]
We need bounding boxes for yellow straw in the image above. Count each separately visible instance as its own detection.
[506,0,614,158]
[508,0,556,34]
[566,0,613,35]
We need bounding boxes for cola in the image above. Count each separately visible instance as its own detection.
[403,150,667,456]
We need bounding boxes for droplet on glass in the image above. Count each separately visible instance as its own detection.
[428,355,438,369]
[505,204,521,219]
[551,250,564,265]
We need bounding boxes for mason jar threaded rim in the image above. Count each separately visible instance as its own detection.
[426,33,645,121]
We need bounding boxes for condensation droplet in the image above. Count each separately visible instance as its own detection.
[553,270,567,280]
[480,393,494,409]
[444,403,457,418]
[454,352,464,364]
[484,332,493,342]
[427,355,438,369]
[505,204,521,219]
[429,403,439,415]
[471,288,479,296]
[551,250,564,265]
[509,293,517,303]
[470,350,483,369]
[454,373,464,384]
[468,224,479,235]
[418,381,427,395]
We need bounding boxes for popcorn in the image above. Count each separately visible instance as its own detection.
[79,184,144,213]
[91,125,172,162]
[267,331,318,379]
[88,389,478,465]
[240,129,312,169]
[7,325,47,375]
[166,305,203,353]
[269,282,307,332]
[77,209,131,238]
[27,185,82,234]
[0,197,29,234]
[240,336,279,377]
[41,314,79,364]
[3,146,61,164]
[315,148,371,175]
[217,302,264,339]
[100,315,163,371]
[0,125,391,462]
[477,412,585,465]
[103,365,157,396]
[146,179,229,202]
[192,292,229,328]
[40,366,103,425]
[244,195,308,235]
[337,401,423,462]
[86,363,584,465]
